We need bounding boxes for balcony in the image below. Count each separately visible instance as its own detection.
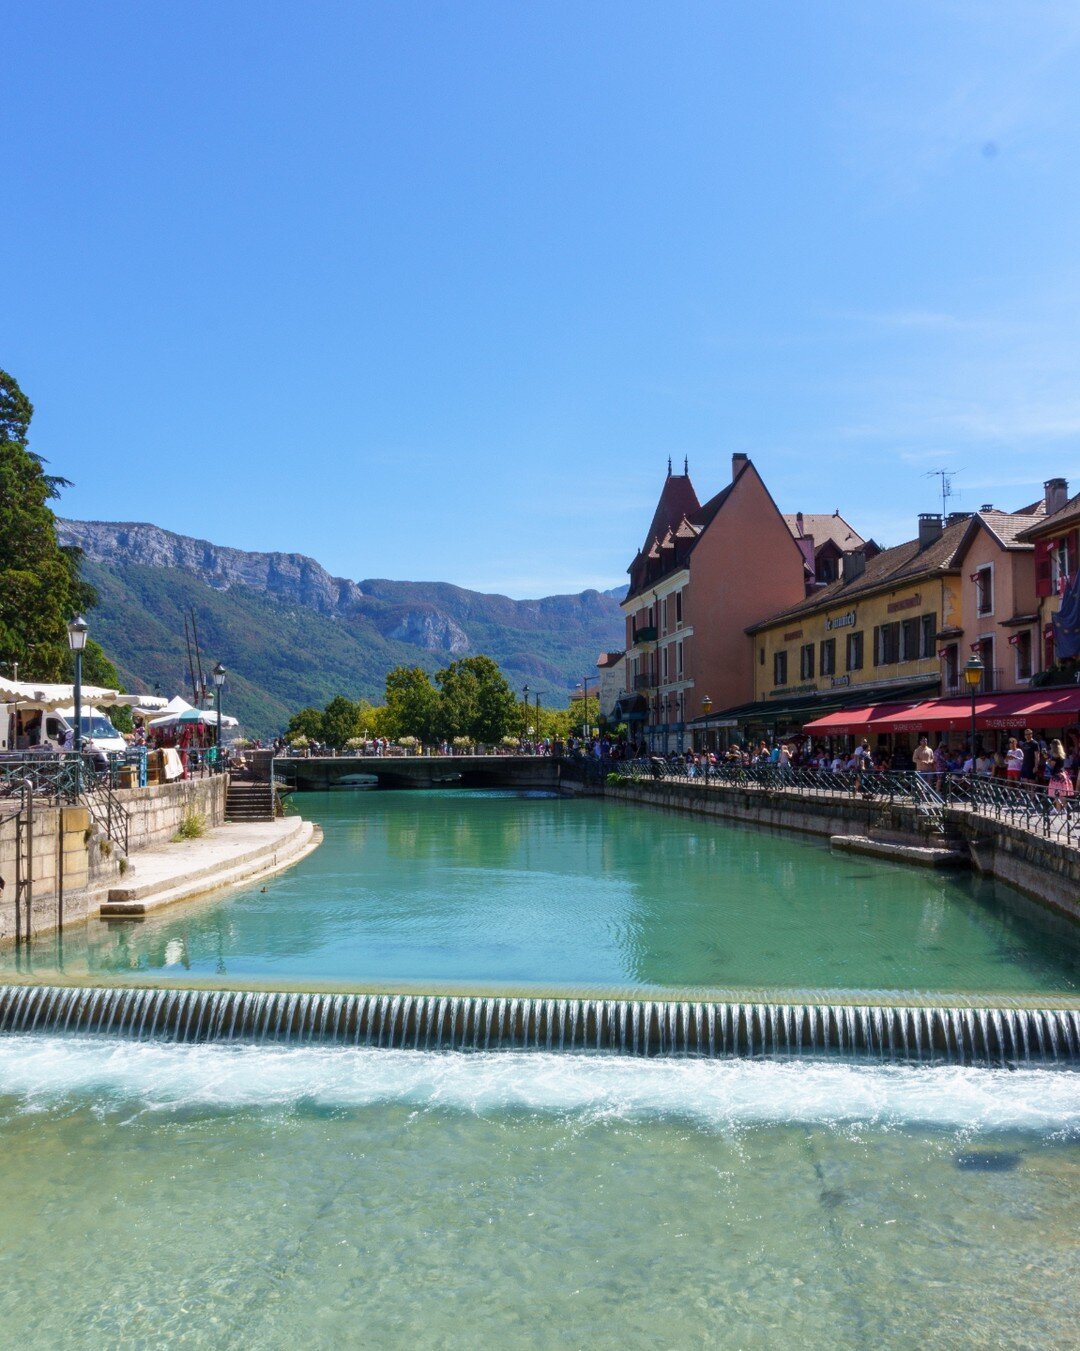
[632,626,658,645]
[943,668,1004,697]
[633,673,654,691]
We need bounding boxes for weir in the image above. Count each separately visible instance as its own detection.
[2,984,1079,1065]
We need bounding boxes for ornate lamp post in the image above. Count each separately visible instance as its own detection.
[212,662,227,757]
[963,653,984,767]
[522,684,530,742]
[67,615,89,797]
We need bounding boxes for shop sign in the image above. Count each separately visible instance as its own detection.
[887,594,922,614]
[825,611,857,631]
[830,675,851,688]
[783,628,803,641]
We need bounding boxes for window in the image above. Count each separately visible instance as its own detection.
[875,623,900,665]
[759,646,765,665]
[1014,630,1033,681]
[677,641,683,677]
[675,590,683,626]
[920,613,937,659]
[800,643,815,680]
[662,645,669,680]
[846,631,864,671]
[975,566,993,617]
[900,618,920,662]
[820,638,836,676]
[662,598,668,634]
[773,651,788,686]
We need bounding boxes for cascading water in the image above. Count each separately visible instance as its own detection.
[1,985,1079,1064]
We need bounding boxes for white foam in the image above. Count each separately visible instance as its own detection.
[1,1037,1079,1134]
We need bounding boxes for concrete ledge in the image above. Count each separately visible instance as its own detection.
[830,834,967,868]
[99,817,320,918]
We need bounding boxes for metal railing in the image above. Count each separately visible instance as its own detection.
[604,759,1080,849]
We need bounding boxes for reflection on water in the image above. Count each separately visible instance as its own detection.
[5,791,1079,995]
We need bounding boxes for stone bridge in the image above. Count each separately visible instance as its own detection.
[270,754,564,792]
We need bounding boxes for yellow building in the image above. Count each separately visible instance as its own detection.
[738,514,968,739]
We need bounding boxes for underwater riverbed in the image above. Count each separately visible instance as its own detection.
[0,1040,1078,1348]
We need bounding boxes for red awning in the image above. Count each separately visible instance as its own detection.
[868,689,1080,734]
[802,703,922,736]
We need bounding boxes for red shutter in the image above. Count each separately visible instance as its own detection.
[1035,539,1053,597]
[1068,530,1079,576]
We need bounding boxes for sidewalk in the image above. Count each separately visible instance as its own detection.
[98,815,321,918]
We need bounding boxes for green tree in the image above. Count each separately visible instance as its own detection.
[436,655,517,744]
[384,665,439,741]
[0,368,95,680]
[287,706,325,743]
[321,694,363,749]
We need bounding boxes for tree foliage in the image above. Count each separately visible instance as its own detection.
[384,665,439,741]
[434,655,518,743]
[0,367,98,681]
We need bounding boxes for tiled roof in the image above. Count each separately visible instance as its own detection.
[1016,491,1080,541]
[748,517,970,630]
[596,651,625,668]
[975,511,1043,551]
[783,512,865,552]
[642,473,701,554]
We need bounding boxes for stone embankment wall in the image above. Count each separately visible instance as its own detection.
[607,780,1080,925]
[0,775,228,945]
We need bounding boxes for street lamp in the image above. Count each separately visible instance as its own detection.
[963,653,984,766]
[67,615,89,797]
[522,684,530,742]
[212,662,226,754]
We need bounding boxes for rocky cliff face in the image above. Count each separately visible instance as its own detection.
[60,520,368,618]
[59,520,625,668]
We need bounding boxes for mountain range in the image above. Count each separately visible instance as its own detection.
[59,520,626,736]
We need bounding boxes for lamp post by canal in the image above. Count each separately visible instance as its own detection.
[212,662,226,756]
[67,615,89,798]
[522,684,530,742]
[963,653,984,764]
[535,692,541,744]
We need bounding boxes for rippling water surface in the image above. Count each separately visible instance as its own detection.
[0,1040,1078,1348]
[4,791,1079,995]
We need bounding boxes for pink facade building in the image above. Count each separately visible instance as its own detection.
[615,455,807,751]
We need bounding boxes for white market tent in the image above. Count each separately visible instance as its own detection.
[0,677,151,713]
[147,696,238,730]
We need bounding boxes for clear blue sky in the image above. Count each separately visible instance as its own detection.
[5,2,1080,596]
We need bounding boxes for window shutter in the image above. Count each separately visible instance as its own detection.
[1035,539,1053,597]
[872,625,881,666]
[1068,530,1079,575]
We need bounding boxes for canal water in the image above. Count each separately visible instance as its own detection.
[2,790,1079,1345]
[0,1038,1078,1347]
[6,790,1079,997]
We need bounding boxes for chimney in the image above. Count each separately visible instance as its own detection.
[946,510,971,526]
[732,453,749,481]
[1045,478,1069,516]
[918,513,943,549]
[795,510,805,536]
[980,503,994,512]
[844,548,866,581]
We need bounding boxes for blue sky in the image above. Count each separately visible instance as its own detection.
[5,2,1080,596]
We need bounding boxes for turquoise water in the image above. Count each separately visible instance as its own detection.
[3,791,1080,1346]
[0,1040,1078,1348]
[7,790,1079,996]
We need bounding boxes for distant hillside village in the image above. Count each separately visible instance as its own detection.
[599,455,1080,755]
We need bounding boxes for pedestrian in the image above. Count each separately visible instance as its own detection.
[913,736,934,777]
[1047,739,1074,806]
[1019,728,1041,786]
[1005,736,1023,782]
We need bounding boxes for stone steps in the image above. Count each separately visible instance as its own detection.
[100,817,315,916]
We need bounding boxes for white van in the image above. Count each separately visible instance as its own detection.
[57,707,129,756]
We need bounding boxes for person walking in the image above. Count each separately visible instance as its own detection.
[913,736,934,777]
[1020,728,1042,787]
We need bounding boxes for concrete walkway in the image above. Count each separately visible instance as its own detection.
[99,814,321,918]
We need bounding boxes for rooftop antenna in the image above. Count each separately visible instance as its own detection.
[924,468,961,519]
